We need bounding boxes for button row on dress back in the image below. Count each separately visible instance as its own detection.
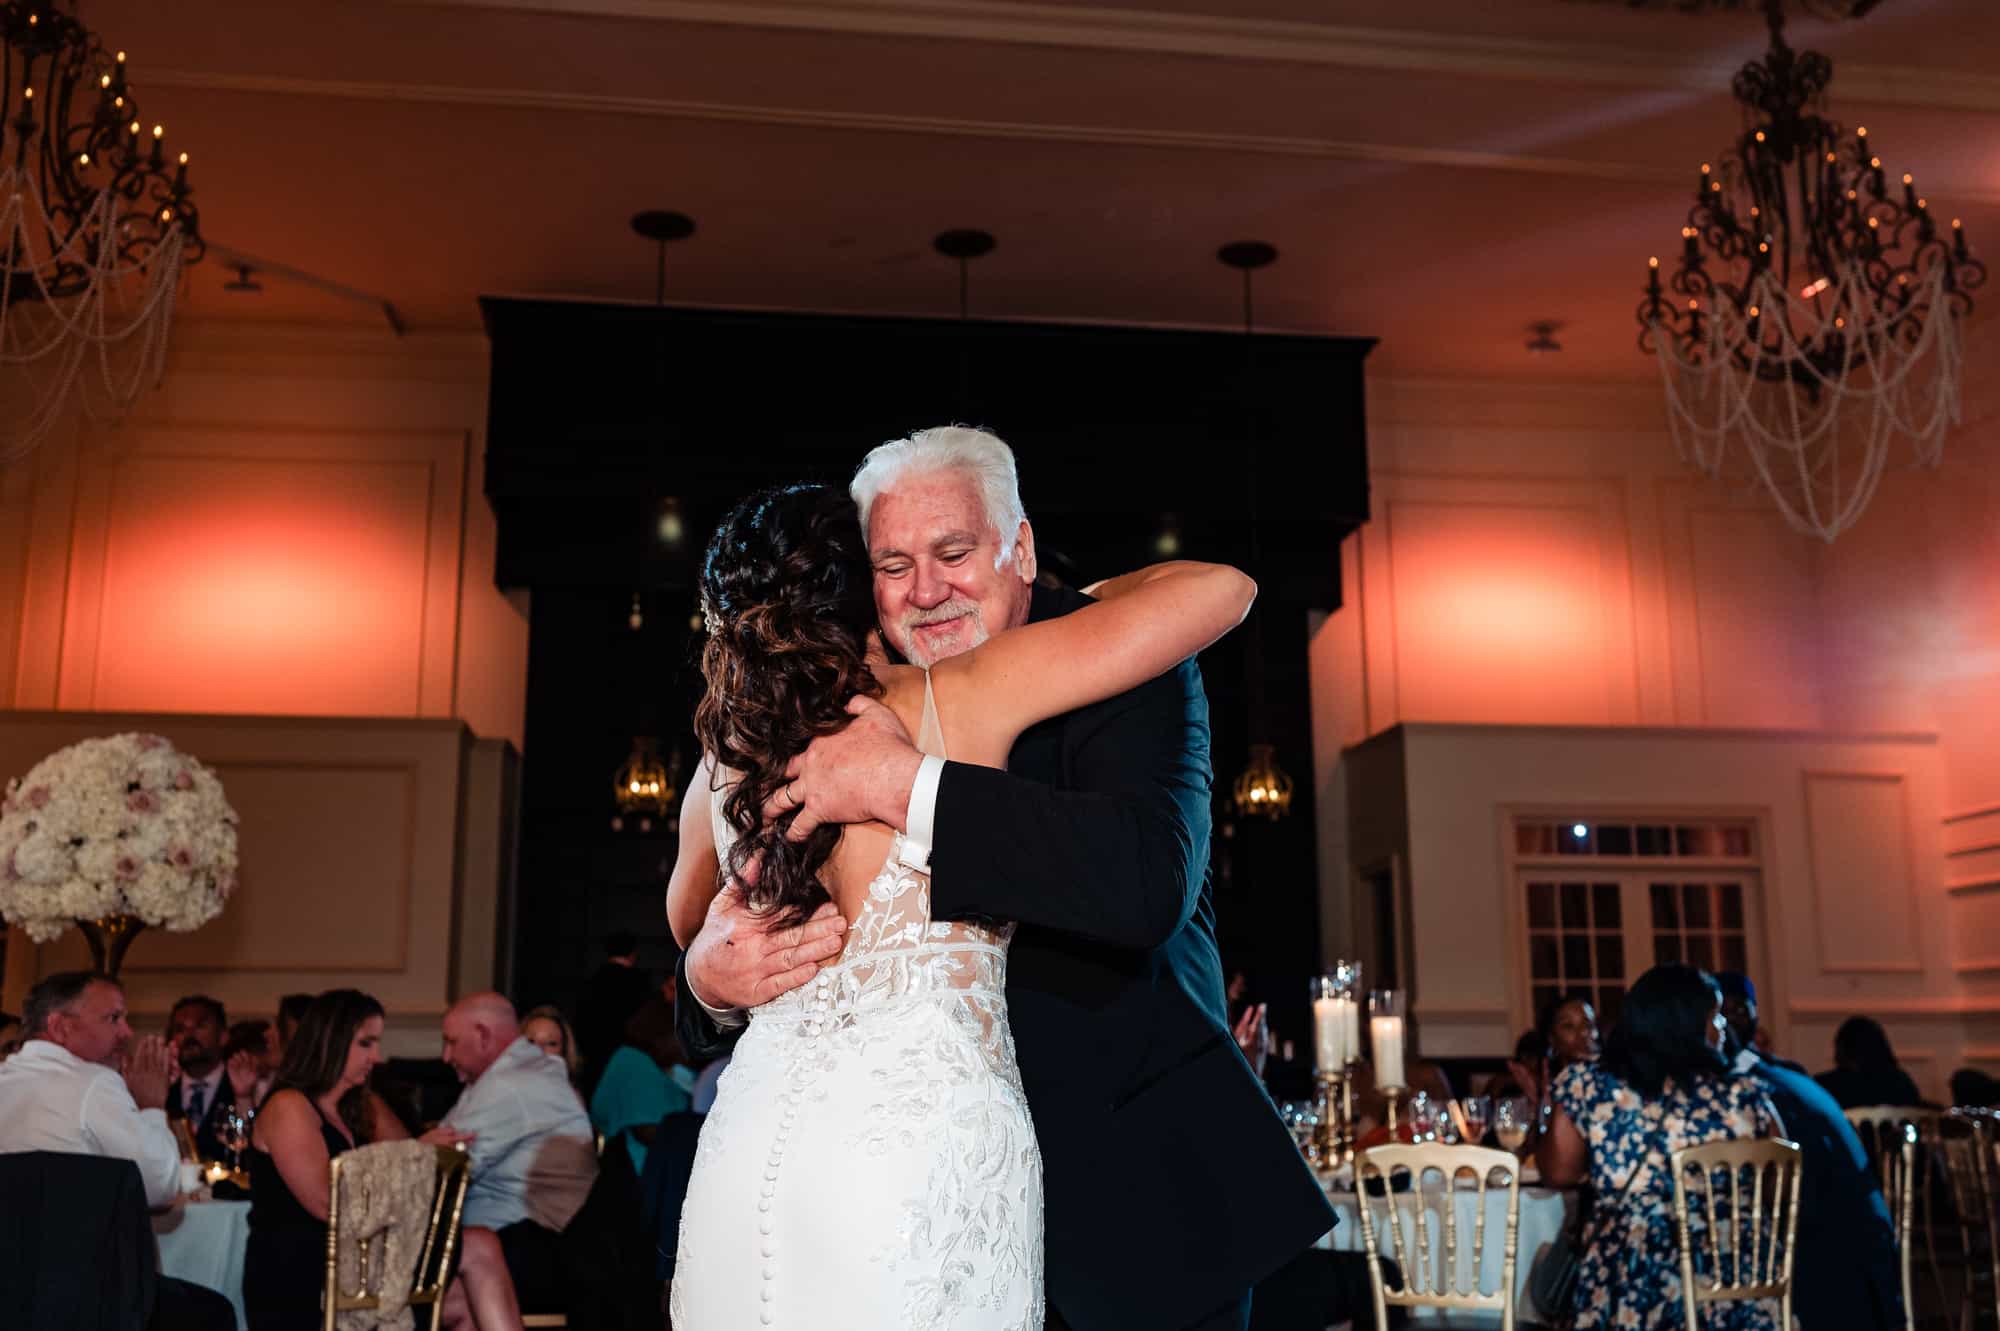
[762,976,830,1326]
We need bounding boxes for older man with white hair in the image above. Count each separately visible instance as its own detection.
[440,991,597,1312]
[676,426,1334,1331]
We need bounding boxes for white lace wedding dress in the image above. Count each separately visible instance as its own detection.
[671,675,1044,1331]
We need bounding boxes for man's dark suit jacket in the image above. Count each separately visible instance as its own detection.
[1742,1051,1904,1331]
[166,1073,236,1165]
[680,582,1335,1331]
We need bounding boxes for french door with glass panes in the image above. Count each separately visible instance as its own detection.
[1518,872,1764,1032]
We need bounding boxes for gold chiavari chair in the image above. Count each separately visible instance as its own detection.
[1848,1106,1949,1320]
[1354,1141,1523,1331]
[1668,1138,1802,1331]
[1941,1112,2000,1331]
[1879,1122,1921,1331]
[323,1144,471,1331]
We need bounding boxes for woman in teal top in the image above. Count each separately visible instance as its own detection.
[590,998,694,1173]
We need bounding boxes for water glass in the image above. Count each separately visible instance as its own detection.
[1493,1096,1531,1153]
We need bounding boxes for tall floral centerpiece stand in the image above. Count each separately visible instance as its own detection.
[0,734,238,976]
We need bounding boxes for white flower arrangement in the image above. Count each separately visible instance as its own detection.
[0,733,238,943]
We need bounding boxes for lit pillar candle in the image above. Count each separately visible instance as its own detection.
[1342,996,1361,1063]
[1313,995,1346,1071]
[1371,1015,1407,1089]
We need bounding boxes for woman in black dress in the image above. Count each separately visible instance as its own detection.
[244,989,523,1330]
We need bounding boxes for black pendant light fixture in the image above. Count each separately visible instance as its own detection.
[935,228,996,414]
[1218,241,1293,821]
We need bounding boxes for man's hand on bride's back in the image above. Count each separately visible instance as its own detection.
[685,884,849,1011]
[764,695,923,841]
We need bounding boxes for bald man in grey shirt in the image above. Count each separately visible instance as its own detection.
[441,992,596,1308]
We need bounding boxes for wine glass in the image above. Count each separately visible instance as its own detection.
[1407,1090,1437,1142]
[1459,1095,1490,1145]
[1279,1101,1320,1166]
[1493,1096,1530,1153]
[221,1105,253,1171]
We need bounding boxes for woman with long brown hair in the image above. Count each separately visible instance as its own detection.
[666,477,1258,1328]
[243,989,524,1330]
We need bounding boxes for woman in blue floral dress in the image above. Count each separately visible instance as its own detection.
[1539,965,1781,1331]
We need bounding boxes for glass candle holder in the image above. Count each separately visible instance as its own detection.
[1309,961,1362,1075]
[1368,989,1407,1091]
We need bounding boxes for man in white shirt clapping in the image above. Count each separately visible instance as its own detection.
[0,970,181,1207]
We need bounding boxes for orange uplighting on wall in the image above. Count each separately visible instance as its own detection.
[81,455,447,718]
[1387,501,1611,725]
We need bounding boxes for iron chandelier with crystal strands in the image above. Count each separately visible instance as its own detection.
[1635,0,1983,542]
[2,1,202,463]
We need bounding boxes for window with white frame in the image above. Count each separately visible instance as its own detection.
[1514,816,1763,1034]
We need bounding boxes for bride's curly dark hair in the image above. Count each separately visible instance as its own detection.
[695,484,883,927]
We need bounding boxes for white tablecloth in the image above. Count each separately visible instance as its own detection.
[1321,1182,1574,1323]
[156,1198,251,1331]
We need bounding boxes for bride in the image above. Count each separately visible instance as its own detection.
[666,482,1255,1330]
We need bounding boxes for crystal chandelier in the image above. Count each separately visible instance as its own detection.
[610,737,679,834]
[1635,0,1983,542]
[2,2,202,464]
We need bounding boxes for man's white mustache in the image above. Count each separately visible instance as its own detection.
[905,603,977,627]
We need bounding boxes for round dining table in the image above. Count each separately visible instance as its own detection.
[155,1197,251,1331]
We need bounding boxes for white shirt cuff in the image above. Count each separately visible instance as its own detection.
[898,754,945,871]
[688,971,749,1031]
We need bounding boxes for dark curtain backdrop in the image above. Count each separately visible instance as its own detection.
[481,298,1372,1052]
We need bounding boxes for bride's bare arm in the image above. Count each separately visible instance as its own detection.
[666,754,721,947]
[934,561,1254,759]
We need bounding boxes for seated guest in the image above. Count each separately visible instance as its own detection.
[225,1018,281,1107]
[1539,965,1780,1330]
[1717,972,1902,1331]
[246,988,523,1331]
[1484,994,1600,1146]
[0,971,181,1206]
[590,995,691,1174]
[520,1004,584,1087]
[1817,1016,1925,1110]
[0,972,234,1331]
[440,992,599,1311]
[575,930,654,1091]
[166,994,245,1163]
[1483,1029,1548,1102]
[273,992,313,1064]
[1541,991,1603,1075]
[1952,1067,2000,1109]
[1715,974,1805,1074]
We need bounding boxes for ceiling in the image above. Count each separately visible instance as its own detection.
[86,0,2000,377]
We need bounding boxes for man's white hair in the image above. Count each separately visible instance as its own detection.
[851,426,1028,571]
